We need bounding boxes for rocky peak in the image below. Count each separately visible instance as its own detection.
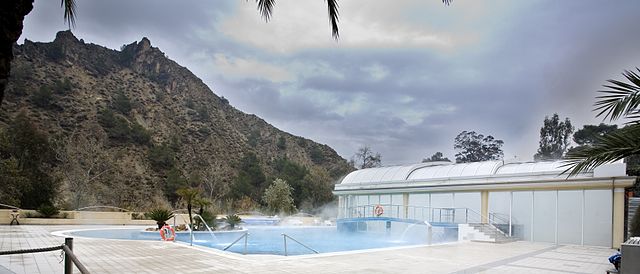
[54,30,81,45]
[138,37,152,52]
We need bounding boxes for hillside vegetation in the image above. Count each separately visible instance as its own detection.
[0,31,352,212]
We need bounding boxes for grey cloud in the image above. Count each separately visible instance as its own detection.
[19,0,640,164]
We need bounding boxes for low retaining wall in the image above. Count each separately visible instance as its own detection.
[0,209,155,226]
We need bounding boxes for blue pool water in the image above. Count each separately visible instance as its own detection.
[69,225,455,256]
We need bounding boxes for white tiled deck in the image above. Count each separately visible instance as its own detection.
[0,225,615,273]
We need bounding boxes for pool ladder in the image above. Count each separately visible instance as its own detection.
[281,233,319,256]
[222,232,249,254]
[221,232,319,256]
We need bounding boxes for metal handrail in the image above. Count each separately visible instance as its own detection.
[222,232,249,254]
[73,206,130,212]
[192,214,217,243]
[0,203,21,210]
[344,204,513,237]
[281,233,319,256]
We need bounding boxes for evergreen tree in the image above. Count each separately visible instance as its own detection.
[454,131,504,163]
[262,178,296,214]
[422,152,451,162]
[534,114,573,160]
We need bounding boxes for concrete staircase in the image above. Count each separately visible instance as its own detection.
[459,223,515,243]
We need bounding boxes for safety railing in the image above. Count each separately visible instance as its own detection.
[0,203,21,210]
[222,232,249,255]
[345,204,513,237]
[488,212,513,236]
[281,233,319,256]
[0,238,90,274]
[73,206,130,212]
[192,214,218,243]
[345,204,483,224]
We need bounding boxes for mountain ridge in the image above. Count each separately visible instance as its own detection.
[1,30,352,210]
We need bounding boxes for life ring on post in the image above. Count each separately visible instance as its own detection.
[374,205,384,217]
[160,224,175,241]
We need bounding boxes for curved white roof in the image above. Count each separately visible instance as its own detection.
[495,161,565,175]
[340,160,583,185]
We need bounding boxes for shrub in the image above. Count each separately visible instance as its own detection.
[32,86,53,108]
[225,214,242,230]
[37,204,59,218]
[52,78,73,94]
[148,144,176,170]
[129,122,151,145]
[195,105,210,120]
[194,210,218,231]
[262,178,296,214]
[98,109,150,145]
[113,91,132,114]
[276,136,286,150]
[145,208,174,229]
[310,146,325,164]
[98,109,130,142]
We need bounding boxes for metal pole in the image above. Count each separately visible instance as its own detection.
[283,234,288,256]
[465,208,468,223]
[452,209,456,223]
[509,192,513,237]
[64,238,73,274]
[243,233,248,255]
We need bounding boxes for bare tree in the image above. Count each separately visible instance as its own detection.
[55,132,111,209]
[352,145,382,169]
[200,163,230,202]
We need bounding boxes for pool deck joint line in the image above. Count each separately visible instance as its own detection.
[450,244,561,274]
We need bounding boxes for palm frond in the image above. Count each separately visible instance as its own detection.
[255,0,275,21]
[443,0,454,5]
[326,0,340,39]
[60,0,77,28]
[562,124,640,176]
[594,68,640,122]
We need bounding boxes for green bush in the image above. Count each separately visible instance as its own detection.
[225,214,242,230]
[98,109,130,141]
[52,78,72,94]
[113,91,132,114]
[145,208,174,229]
[148,144,176,170]
[194,210,218,231]
[32,86,53,108]
[310,146,325,164]
[130,122,151,145]
[277,136,286,150]
[98,109,150,145]
[37,204,59,218]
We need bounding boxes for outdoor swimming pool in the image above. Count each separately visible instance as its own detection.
[68,224,457,256]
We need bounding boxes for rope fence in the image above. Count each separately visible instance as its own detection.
[0,238,90,274]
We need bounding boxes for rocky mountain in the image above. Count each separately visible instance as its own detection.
[0,30,352,210]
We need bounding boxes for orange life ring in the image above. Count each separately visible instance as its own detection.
[374,205,384,216]
[160,224,175,241]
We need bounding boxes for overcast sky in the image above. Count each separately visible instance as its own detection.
[20,0,640,165]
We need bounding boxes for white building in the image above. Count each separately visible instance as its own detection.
[334,160,635,248]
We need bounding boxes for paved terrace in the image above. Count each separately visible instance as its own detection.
[0,225,615,274]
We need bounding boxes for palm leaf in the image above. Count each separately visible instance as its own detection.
[562,124,640,176]
[60,0,77,28]
[255,0,275,21]
[594,68,640,122]
[251,1,453,39]
[326,0,340,39]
